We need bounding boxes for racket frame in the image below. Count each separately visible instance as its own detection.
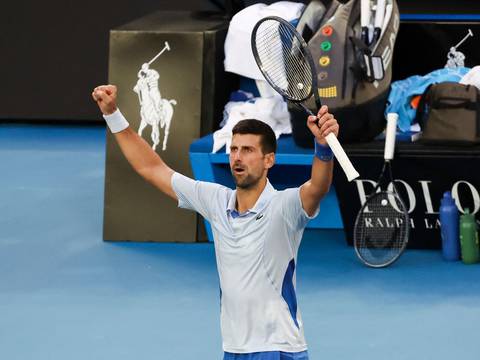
[251,16,322,110]
[251,16,360,182]
[353,158,410,268]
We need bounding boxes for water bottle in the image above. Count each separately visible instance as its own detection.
[439,191,460,261]
[459,208,479,264]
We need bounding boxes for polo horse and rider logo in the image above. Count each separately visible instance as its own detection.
[445,29,473,69]
[133,41,177,151]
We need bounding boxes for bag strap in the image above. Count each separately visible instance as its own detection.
[432,99,477,109]
[350,36,375,82]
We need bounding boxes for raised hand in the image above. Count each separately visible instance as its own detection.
[306,105,339,145]
[92,85,118,115]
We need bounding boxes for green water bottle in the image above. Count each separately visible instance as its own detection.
[459,209,479,264]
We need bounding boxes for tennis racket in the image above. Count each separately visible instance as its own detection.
[372,0,386,45]
[353,113,409,268]
[361,0,372,45]
[251,16,360,182]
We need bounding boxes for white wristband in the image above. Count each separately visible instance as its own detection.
[103,109,129,133]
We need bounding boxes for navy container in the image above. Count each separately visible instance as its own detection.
[439,191,460,261]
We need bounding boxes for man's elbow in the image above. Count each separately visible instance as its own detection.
[312,182,331,200]
[303,180,330,203]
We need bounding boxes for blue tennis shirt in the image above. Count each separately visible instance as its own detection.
[171,173,318,354]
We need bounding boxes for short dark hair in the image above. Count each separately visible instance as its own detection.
[232,119,277,154]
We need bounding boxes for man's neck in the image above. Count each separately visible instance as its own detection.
[235,178,267,214]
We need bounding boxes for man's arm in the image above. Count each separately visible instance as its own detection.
[300,105,339,216]
[92,84,177,200]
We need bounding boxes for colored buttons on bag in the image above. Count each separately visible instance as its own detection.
[319,56,330,67]
[321,41,332,51]
[321,26,333,36]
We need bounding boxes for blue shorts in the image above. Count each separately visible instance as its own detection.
[223,350,309,360]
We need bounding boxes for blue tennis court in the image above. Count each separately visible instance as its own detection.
[1,123,479,360]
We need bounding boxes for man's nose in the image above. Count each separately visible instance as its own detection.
[232,151,242,161]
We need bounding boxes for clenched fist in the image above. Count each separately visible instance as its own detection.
[92,85,118,115]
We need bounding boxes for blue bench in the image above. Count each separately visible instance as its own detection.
[189,134,343,242]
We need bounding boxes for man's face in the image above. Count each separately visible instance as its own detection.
[229,134,274,189]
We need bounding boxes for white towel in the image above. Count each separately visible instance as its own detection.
[212,96,292,153]
[460,65,480,90]
[224,1,305,80]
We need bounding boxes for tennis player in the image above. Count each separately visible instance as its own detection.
[92,84,338,360]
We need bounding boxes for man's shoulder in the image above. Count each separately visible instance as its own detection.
[174,172,231,191]
[273,186,300,199]
[261,186,300,213]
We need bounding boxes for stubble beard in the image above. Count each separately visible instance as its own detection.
[232,172,262,190]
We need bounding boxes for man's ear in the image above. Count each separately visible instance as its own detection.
[265,153,275,169]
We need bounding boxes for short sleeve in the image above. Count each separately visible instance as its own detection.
[171,172,223,221]
[279,187,319,231]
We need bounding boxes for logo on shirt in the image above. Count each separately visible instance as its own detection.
[255,214,264,221]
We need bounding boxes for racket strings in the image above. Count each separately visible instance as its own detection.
[254,19,313,101]
[354,191,408,265]
[256,29,305,89]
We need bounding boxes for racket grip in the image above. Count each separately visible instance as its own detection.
[325,133,360,182]
[374,0,386,28]
[361,0,371,26]
[384,113,398,160]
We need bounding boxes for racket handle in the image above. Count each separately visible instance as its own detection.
[325,133,360,182]
[361,0,371,27]
[360,0,371,44]
[374,0,386,29]
[384,113,398,160]
[302,104,359,181]
[372,0,386,44]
